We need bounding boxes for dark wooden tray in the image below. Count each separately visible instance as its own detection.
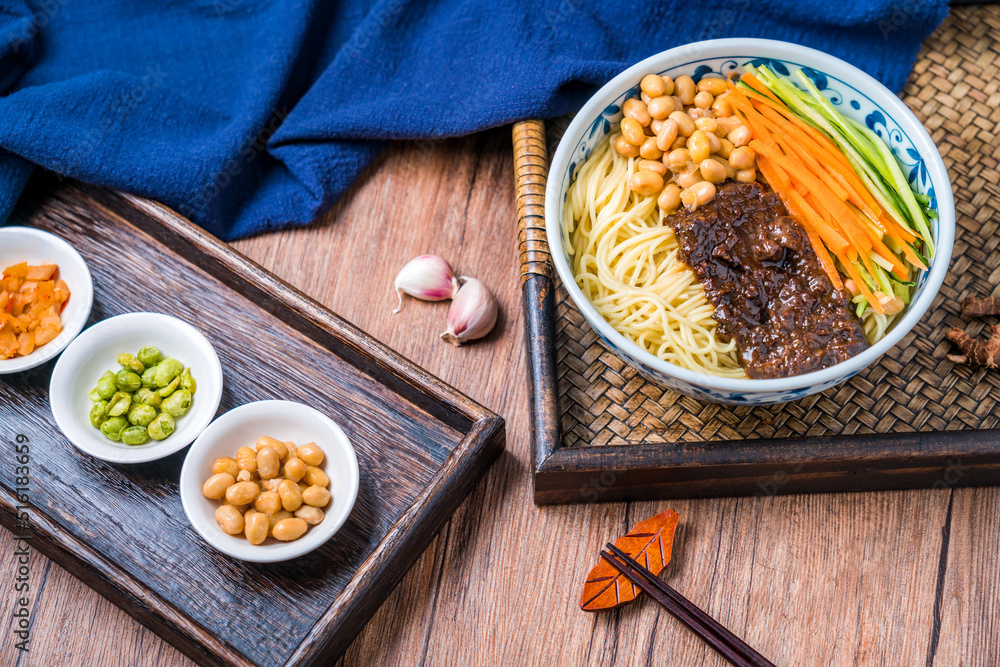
[0,178,504,666]
[514,37,1000,505]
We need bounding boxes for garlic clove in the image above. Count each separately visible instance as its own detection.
[393,255,461,313]
[440,277,498,346]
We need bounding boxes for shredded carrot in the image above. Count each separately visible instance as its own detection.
[726,78,927,314]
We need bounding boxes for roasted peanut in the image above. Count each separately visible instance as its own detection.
[675,75,696,105]
[613,135,640,158]
[657,184,682,213]
[728,125,752,147]
[639,137,662,160]
[655,118,679,152]
[202,473,235,500]
[712,96,733,118]
[216,505,244,535]
[628,170,664,196]
[699,159,727,184]
[268,509,294,530]
[244,510,269,545]
[729,146,756,171]
[687,130,710,163]
[236,469,253,483]
[254,490,282,516]
[668,110,695,137]
[236,446,257,473]
[226,481,260,506]
[623,98,651,127]
[621,117,645,146]
[667,148,690,169]
[212,457,239,478]
[637,159,667,176]
[303,466,330,488]
[256,436,288,459]
[282,457,306,483]
[698,77,729,96]
[272,518,308,542]
[647,95,675,120]
[302,485,332,508]
[681,181,717,210]
[278,478,303,512]
[256,446,280,479]
[640,74,668,98]
[693,90,714,109]
[294,506,325,525]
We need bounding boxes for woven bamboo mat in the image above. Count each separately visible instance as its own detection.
[553,6,1000,448]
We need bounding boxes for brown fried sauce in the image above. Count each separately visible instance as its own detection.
[666,182,868,379]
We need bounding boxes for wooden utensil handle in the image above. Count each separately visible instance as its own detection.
[513,120,553,283]
[513,120,562,478]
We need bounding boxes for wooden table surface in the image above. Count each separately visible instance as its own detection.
[2,11,999,666]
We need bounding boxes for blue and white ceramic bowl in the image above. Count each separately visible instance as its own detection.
[545,39,955,406]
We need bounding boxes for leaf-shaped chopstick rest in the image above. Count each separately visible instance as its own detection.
[580,509,679,611]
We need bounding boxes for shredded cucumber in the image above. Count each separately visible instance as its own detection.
[743,65,936,257]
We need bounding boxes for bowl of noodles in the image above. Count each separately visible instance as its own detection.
[546,38,954,406]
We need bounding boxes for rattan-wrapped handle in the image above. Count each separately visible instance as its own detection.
[513,120,552,283]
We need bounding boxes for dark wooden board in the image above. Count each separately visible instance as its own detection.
[513,115,1000,505]
[0,178,504,666]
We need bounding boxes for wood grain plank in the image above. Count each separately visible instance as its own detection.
[2,113,999,666]
[931,487,1000,666]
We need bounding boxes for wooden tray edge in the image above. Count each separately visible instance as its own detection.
[10,181,506,666]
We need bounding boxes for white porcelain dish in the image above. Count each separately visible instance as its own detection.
[0,226,94,374]
[49,313,223,463]
[545,38,955,405]
[179,400,359,563]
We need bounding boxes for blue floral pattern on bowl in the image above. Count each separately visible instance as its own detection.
[554,50,945,407]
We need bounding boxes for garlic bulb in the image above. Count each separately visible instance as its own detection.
[441,277,498,346]
[393,255,460,313]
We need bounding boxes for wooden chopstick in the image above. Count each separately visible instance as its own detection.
[601,544,775,667]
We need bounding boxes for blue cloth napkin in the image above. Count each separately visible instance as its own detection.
[0,0,948,240]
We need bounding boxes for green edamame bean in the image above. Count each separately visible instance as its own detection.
[127,403,157,427]
[156,375,180,397]
[140,366,158,388]
[117,352,145,374]
[115,369,141,392]
[147,413,175,440]
[107,392,132,417]
[136,346,162,368]
[89,401,109,428]
[179,368,197,394]
[100,416,128,442]
[133,387,162,408]
[161,389,192,418]
[120,425,150,446]
[89,388,102,402]
[96,371,118,400]
[154,358,183,388]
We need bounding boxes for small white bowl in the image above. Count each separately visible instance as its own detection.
[179,401,359,563]
[0,226,94,374]
[49,313,223,463]
[546,38,955,405]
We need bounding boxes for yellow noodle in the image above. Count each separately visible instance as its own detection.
[563,136,745,378]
